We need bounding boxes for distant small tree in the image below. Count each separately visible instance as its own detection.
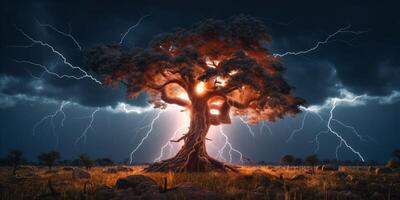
[280,154,294,166]
[305,154,319,173]
[392,149,400,161]
[38,151,60,171]
[96,158,114,166]
[7,150,23,175]
[78,154,95,170]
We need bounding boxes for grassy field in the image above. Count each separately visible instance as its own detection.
[0,165,399,199]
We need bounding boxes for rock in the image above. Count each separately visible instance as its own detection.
[375,167,392,175]
[322,164,339,171]
[95,186,115,200]
[316,165,323,170]
[115,175,159,195]
[73,168,91,179]
[63,167,74,171]
[345,174,354,181]
[290,174,307,181]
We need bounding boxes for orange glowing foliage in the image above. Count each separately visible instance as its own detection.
[86,15,304,125]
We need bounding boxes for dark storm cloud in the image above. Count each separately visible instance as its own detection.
[0,0,399,163]
[1,0,400,107]
[0,0,155,108]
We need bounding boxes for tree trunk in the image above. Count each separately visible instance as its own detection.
[146,98,237,172]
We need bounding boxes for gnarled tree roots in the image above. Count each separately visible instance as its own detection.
[145,154,238,172]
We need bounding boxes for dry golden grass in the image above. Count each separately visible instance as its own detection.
[0,165,399,199]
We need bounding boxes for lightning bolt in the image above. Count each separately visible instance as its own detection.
[35,19,82,51]
[154,124,188,162]
[33,101,70,136]
[154,111,189,162]
[13,60,98,81]
[327,97,365,161]
[259,121,273,136]
[331,118,367,142]
[33,101,70,147]
[310,130,328,153]
[74,107,100,144]
[12,28,102,84]
[217,126,244,164]
[286,111,310,142]
[335,140,343,160]
[239,117,256,137]
[119,13,151,45]
[129,110,163,164]
[273,25,367,57]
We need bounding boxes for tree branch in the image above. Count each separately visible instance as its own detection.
[160,88,190,107]
[170,134,187,143]
[146,79,187,91]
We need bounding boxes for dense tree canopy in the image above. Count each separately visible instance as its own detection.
[86,15,304,125]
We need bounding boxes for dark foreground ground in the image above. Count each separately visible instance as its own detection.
[0,165,399,200]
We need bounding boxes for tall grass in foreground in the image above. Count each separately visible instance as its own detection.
[0,166,399,199]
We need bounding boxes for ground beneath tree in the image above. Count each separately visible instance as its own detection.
[0,165,399,199]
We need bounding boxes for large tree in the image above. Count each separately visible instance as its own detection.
[86,15,304,172]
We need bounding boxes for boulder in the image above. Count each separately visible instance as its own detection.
[345,174,354,182]
[115,175,159,195]
[73,168,91,179]
[322,164,339,171]
[112,181,223,200]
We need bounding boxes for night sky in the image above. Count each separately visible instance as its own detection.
[1,0,399,164]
